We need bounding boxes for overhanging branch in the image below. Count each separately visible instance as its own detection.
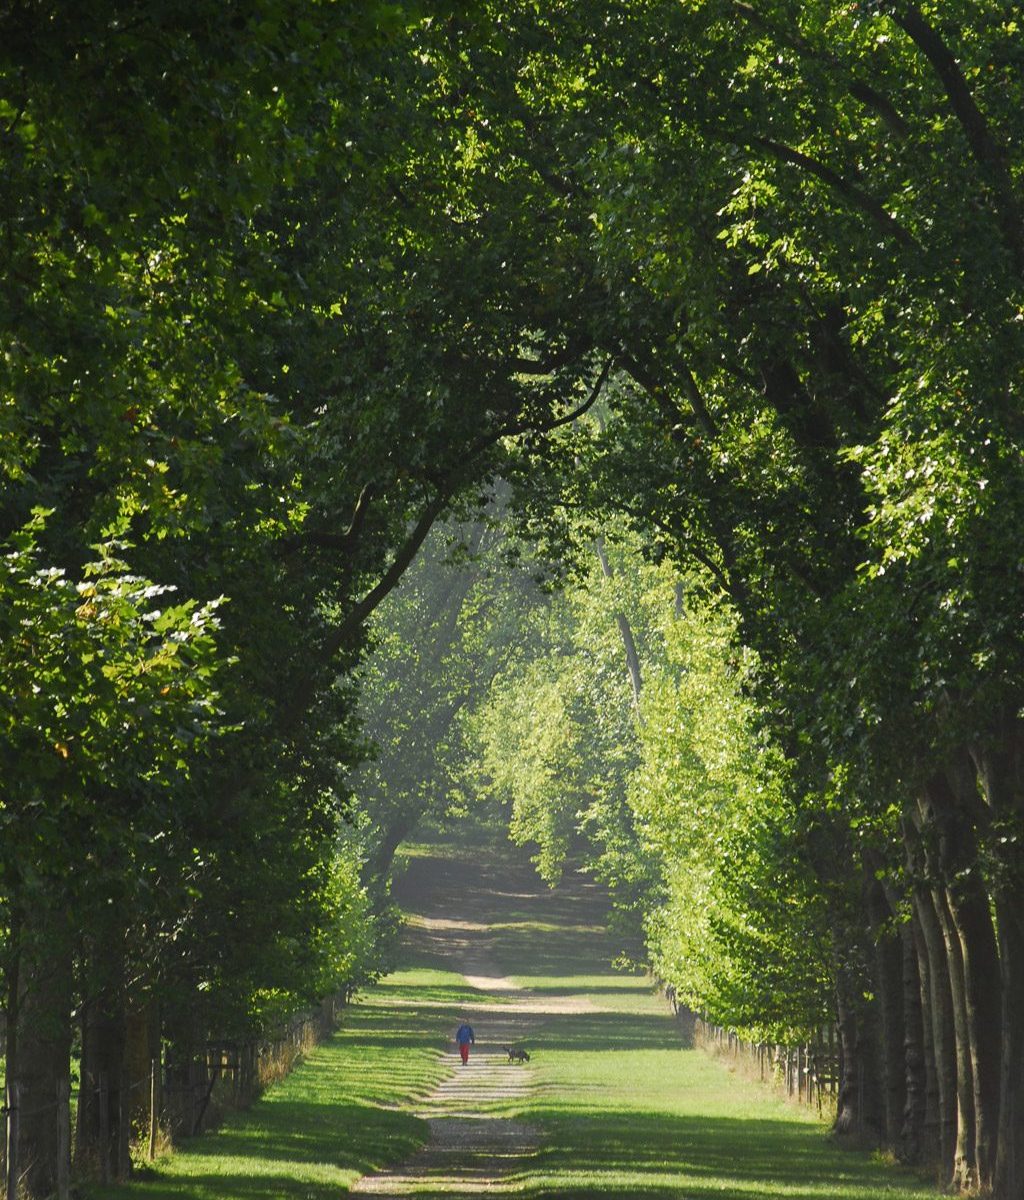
[745,135,920,250]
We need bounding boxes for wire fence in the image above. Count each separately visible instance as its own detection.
[1,988,352,1199]
[692,1013,840,1116]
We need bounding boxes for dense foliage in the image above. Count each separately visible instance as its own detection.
[3,2,1024,1197]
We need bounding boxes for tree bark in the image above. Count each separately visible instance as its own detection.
[9,900,73,1200]
[78,998,127,1180]
[593,536,643,715]
[163,985,207,1140]
[970,717,1024,1199]
[993,893,1024,1200]
[76,941,133,1181]
[911,882,958,1181]
[898,917,927,1164]
[931,882,978,1191]
[925,764,1002,1189]
[908,906,941,1168]
[833,964,861,1137]
[946,877,1001,1188]
[865,877,905,1150]
[833,954,883,1142]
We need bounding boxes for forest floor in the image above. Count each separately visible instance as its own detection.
[93,838,941,1199]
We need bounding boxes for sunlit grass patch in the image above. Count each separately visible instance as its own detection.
[399,842,939,1200]
[86,994,452,1200]
[365,964,500,1009]
[522,1043,938,1199]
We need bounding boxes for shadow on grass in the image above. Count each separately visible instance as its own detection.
[395,851,640,989]
[86,998,455,1200]
[370,982,498,1006]
[530,1109,935,1199]
[92,1100,427,1200]
[525,1009,682,1053]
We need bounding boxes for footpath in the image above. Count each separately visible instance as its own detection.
[350,918,540,1196]
[351,844,939,1200]
[93,841,940,1200]
[350,851,603,1197]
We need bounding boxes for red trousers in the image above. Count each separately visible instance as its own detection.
[459,1042,470,1064]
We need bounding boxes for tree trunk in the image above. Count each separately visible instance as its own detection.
[834,968,861,1137]
[904,807,958,1180]
[993,894,1024,1200]
[924,765,1002,1189]
[833,956,883,1142]
[9,901,73,1200]
[76,942,132,1181]
[163,989,206,1139]
[593,537,643,715]
[124,999,160,1135]
[865,877,905,1151]
[946,877,1001,1188]
[932,883,978,1191]
[970,714,1024,1200]
[912,883,958,1181]
[899,918,927,1164]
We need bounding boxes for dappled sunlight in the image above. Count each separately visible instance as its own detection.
[90,842,938,1200]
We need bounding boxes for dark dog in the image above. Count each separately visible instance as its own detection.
[503,1045,530,1064]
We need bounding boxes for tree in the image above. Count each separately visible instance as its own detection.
[419,1,1024,1187]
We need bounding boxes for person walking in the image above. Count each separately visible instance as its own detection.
[455,1018,475,1066]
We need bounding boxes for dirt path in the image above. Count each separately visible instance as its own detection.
[350,862,596,1197]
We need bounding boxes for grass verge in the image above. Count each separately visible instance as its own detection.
[88,839,940,1199]
[85,962,485,1200]
[440,844,940,1200]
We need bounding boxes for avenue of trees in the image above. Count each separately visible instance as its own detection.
[2,2,1023,1198]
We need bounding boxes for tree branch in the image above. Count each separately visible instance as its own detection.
[468,354,613,454]
[276,482,376,559]
[745,135,920,250]
[617,346,719,439]
[731,1,910,137]
[508,338,589,377]
[889,1,1024,273]
[328,356,613,651]
[327,488,451,655]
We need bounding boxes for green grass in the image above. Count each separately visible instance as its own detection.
[85,963,482,1200]
[436,846,940,1200]
[88,839,940,1199]
[521,1021,938,1198]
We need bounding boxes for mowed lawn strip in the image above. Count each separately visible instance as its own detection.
[524,1032,940,1199]
[87,963,483,1200]
[477,854,939,1200]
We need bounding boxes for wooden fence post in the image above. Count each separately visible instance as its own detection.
[98,1071,110,1185]
[56,1077,70,1200]
[118,1074,130,1181]
[5,1080,19,1200]
[149,1056,159,1161]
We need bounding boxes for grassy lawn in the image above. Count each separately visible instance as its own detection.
[85,963,481,1200]
[523,1023,939,1199]
[471,851,940,1200]
[86,839,941,1200]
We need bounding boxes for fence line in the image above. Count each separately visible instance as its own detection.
[661,988,839,1118]
[1,987,353,1197]
[162,989,351,1141]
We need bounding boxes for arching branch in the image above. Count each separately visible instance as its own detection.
[888,2,1024,273]
[745,135,920,250]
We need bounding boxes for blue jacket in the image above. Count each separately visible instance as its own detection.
[455,1023,475,1045]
